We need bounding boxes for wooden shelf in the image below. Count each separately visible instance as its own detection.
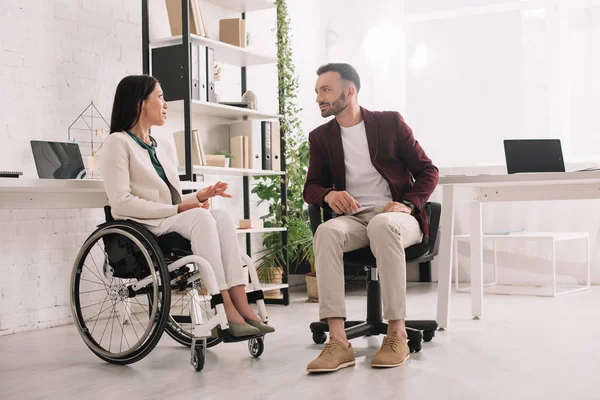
[206,0,275,12]
[167,100,280,121]
[150,34,276,67]
[236,227,286,234]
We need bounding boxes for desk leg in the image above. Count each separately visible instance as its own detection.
[436,185,455,330]
[470,201,483,319]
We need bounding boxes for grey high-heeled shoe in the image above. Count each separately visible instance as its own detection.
[245,319,275,334]
[227,321,260,337]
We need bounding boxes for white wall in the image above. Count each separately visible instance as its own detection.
[0,0,141,334]
[299,0,600,285]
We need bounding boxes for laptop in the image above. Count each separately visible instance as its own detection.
[30,140,87,179]
[503,139,565,174]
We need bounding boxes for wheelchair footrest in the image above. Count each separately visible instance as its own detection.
[221,330,265,343]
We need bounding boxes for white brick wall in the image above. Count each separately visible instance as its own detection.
[0,0,140,335]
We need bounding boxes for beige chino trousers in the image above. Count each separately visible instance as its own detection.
[314,208,423,321]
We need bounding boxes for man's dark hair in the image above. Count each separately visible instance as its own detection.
[317,63,361,92]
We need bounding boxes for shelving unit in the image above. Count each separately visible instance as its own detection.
[141,0,289,305]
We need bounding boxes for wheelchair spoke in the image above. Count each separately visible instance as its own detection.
[78,288,107,295]
[82,263,108,290]
[89,294,111,335]
[119,298,142,342]
[85,302,116,331]
[89,246,110,288]
[111,301,131,353]
[82,296,112,311]
[109,303,116,352]
[79,278,108,286]
[99,302,116,347]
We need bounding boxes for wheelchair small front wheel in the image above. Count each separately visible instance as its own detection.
[248,337,264,357]
[192,347,205,372]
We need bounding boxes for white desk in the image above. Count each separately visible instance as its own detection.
[436,171,600,329]
[0,178,206,209]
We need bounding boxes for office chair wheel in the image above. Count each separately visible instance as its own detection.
[248,338,264,357]
[313,332,327,344]
[408,340,422,353]
[191,347,205,372]
[423,330,435,342]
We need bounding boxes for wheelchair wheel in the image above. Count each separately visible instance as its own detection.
[248,338,264,358]
[191,347,205,372]
[70,223,171,365]
[164,280,223,349]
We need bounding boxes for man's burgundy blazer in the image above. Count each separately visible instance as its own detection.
[303,107,439,238]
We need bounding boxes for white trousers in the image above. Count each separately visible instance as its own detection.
[144,208,245,291]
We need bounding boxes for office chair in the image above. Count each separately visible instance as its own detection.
[308,202,441,352]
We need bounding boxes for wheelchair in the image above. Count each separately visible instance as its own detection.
[70,206,270,371]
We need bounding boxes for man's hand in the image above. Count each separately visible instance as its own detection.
[196,181,232,202]
[383,201,412,214]
[178,202,202,213]
[324,191,360,214]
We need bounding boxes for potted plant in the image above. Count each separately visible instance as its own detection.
[255,212,317,301]
[215,150,233,168]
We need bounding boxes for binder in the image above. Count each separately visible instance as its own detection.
[243,136,250,169]
[270,120,281,171]
[261,121,272,170]
[173,130,205,167]
[229,135,244,169]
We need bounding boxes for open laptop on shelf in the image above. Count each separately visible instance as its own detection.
[30,140,87,179]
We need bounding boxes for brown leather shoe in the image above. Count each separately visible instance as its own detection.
[371,333,410,368]
[306,338,355,373]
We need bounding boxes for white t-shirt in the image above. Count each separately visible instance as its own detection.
[340,120,392,213]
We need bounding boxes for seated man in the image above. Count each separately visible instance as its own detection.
[303,63,439,373]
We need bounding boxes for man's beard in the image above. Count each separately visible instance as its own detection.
[320,92,348,117]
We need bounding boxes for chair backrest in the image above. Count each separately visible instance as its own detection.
[307,202,442,259]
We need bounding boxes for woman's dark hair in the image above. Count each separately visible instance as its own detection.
[110,75,158,133]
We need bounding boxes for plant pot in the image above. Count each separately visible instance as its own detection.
[305,272,318,303]
[263,269,283,298]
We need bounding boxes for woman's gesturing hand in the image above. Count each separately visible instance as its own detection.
[196,181,232,202]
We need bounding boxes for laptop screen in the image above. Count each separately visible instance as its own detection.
[30,140,87,179]
[503,139,565,174]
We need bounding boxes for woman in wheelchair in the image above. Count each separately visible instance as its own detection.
[98,75,275,338]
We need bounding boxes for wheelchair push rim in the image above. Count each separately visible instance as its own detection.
[70,225,170,363]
